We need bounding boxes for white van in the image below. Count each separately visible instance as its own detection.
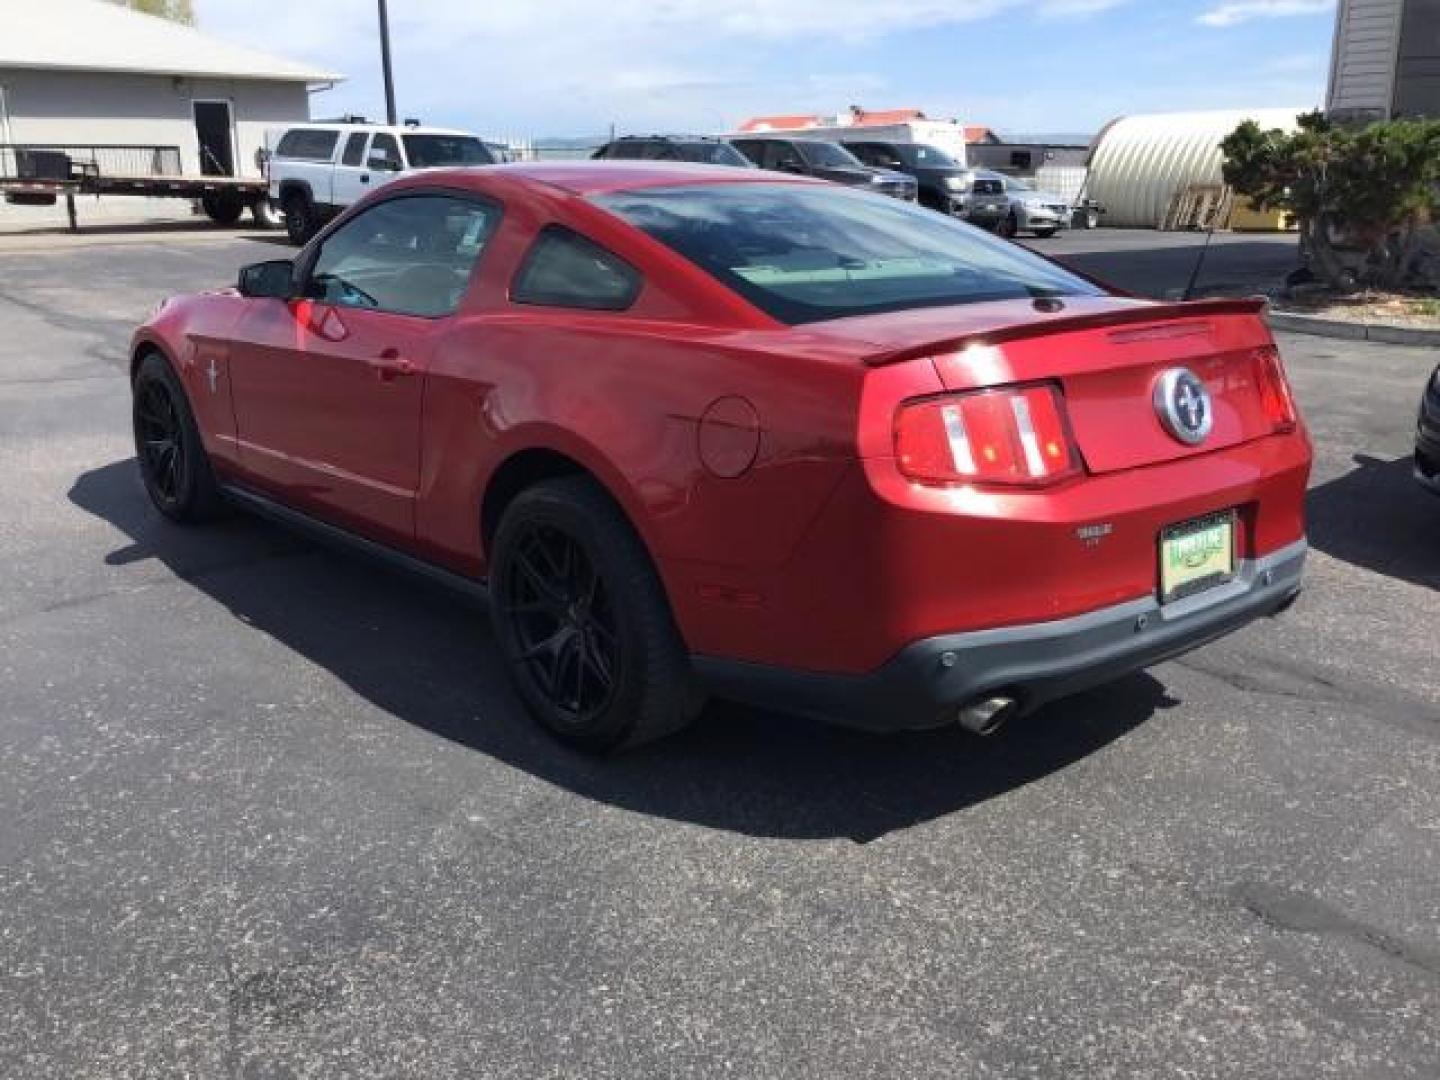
[264,122,496,245]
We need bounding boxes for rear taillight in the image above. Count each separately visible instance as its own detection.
[1253,345,1297,433]
[894,383,1081,487]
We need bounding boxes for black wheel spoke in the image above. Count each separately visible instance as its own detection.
[499,519,621,723]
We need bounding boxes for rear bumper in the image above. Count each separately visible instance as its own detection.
[694,539,1306,732]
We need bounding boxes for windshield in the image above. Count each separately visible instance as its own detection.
[401,134,494,168]
[675,142,752,166]
[593,183,1101,324]
[897,144,960,168]
[796,141,863,169]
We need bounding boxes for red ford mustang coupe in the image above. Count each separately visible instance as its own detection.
[130,162,1311,750]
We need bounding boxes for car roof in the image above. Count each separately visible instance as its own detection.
[279,122,476,137]
[433,160,817,196]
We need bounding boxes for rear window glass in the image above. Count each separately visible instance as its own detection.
[511,226,641,311]
[972,177,1005,196]
[401,134,495,168]
[275,129,339,161]
[592,183,1100,324]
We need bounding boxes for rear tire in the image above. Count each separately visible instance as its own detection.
[201,192,243,226]
[489,476,702,752]
[282,190,316,246]
[131,352,223,523]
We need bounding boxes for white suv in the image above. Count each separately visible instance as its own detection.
[265,122,497,245]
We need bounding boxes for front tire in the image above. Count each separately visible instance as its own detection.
[282,190,316,246]
[1032,226,1058,239]
[999,212,1019,239]
[132,352,222,523]
[489,476,701,752]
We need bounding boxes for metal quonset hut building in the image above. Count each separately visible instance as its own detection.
[1084,108,1304,229]
[0,0,341,182]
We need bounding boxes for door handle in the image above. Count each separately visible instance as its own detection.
[360,174,370,183]
[368,348,414,382]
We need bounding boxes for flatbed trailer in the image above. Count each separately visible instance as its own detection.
[1,143,276,231]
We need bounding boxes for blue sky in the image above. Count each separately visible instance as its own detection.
[197,0,1338,139]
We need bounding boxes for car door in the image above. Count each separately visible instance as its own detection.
[330,131,371,206]
[228,192,501,544]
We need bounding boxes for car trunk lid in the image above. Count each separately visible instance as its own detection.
[818,296,1280,474]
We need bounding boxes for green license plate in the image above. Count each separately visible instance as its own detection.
[1160,512,1236,602]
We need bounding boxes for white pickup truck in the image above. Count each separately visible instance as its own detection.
[265,122,498,245]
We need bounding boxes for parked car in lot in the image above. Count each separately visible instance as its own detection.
[266,121,498,245]
[591,135,753,167]
[130,162,1309,751]
[843,140,972,213]
[952,170,1011,230]
[1416,363,1440,495]
[995,174,1074,238]
[729,137,918,200]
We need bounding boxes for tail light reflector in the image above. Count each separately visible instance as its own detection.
[895,383,1080,487]
[1253,345,1297,433]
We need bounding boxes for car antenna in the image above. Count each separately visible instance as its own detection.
[1181,206,1220,301]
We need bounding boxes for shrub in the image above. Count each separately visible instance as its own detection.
[1221,111,1440,291]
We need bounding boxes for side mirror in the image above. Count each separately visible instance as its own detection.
[238,259,295,299]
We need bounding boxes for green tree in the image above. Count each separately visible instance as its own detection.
[1222,111,1440,290]
[109,0,195,25]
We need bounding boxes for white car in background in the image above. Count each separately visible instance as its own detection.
[264,121,497,245]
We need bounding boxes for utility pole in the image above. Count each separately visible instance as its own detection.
[377,0,398,125]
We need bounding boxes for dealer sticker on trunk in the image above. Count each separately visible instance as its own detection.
[1160,512,1236,602]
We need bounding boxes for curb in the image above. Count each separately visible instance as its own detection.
[1266,309,1440,347]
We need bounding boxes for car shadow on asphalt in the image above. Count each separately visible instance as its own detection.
[1307,454,1440,592]
[70,459,1176,843]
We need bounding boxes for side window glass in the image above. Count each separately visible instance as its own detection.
[341,132,368,167]
[511,226,640,311]
[368,132,402,171]
[305,195,500,317]
[277,129,339,161]
[771,142,803,171]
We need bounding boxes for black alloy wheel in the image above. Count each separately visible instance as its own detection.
[132,352,221,523]
[489,476,701,751]
[498,521,620,727]
[134,374,188,510]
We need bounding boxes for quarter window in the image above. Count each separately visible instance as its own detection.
[511,226,640,311]
[305,195,500,318]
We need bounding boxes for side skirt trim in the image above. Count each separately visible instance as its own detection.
[220,484,488,607]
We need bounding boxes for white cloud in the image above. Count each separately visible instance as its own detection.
[193,0,1127,134]
[1197,0,1334,28]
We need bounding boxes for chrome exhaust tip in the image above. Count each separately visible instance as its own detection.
[957,696,1018,737]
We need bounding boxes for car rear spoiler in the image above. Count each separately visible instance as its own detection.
[864,297,1269,367]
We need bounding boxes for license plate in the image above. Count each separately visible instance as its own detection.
[1159,512,1236,602]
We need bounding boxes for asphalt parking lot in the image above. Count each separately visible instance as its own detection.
[1,224,1437,1078]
